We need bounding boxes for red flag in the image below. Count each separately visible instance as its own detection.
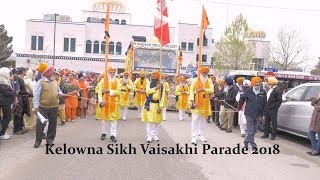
[154,0,170,46]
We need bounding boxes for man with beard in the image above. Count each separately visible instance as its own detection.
[220,78,238,133]
[133,70,149,119]
[215,79,225,126]
[208,76,218,123]
[238,77,267,151]
[261,77,282,140]
[160,74,170,121]
[233,77,244,127]
[33,67,67,148]
[142,71,165,143]
[119,72,133,121]
[98,67,121,142]
[236,79,251,137]
[189,67,214,144]
[175,77,189,121]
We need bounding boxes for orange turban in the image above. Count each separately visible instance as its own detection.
[199,66,210,74]
[178,77,185,82]
[107,67,116,73]
[36,63,48,73]
[152,71,160,79]
[140,70,146,76]
[236,77,244,83]
[42,67,55,77]
[123,71,129,76]
[251,76,262,86]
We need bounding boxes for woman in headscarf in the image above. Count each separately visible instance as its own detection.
[65,72,80,122]
[77,73,89,119]
[24,69,35,130]
[0,67,16,140]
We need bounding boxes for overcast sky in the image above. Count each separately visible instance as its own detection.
[1,0,320,67]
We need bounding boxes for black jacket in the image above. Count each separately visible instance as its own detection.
[238,87,267,118]
[223,85,238,109]
[267,86,283,110]
[0,84,16,105]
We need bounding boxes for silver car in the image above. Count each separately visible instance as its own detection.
[278,83,320,138]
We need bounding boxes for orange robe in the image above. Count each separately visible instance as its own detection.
[65,79,80,120]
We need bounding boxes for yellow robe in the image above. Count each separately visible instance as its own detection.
[162,82,170,107]
[175,84,190,110]
[141,81,166,124]
[98,78,121,121]
[119,78,133,107]
[133,78,150,107]
[189,78,214,117]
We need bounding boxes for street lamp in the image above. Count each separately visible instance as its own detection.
[53,13,59,66]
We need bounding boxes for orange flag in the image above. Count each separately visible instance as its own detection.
[201,6,210,31]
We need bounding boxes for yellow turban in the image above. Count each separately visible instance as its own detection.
[36,63,48,73]
[107,67,116,73]
[267,77,278,85]
[236,77,244,83]
[140,70,146,76]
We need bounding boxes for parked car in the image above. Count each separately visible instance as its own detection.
[277,83,320,139]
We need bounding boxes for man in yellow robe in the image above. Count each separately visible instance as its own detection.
[142,71,166,143]
[160,74,170,121]
[119,71,133,121]
[133,70,149,119]
[190,67,214,144]
[175,77,189,121]
[98,67,121,142]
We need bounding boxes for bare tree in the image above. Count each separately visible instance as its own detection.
[270,27,309,71]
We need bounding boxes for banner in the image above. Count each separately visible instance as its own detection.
[133,42,178,74]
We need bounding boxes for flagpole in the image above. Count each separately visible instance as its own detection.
[131,40,134,80]
[159,1,163,76]
[197,6,205,76]
[104,4,110,76]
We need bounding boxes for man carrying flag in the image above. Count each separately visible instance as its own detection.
[142,71,166,143]
[119,71,133,121]
[189,67,214,144]
[133,70,149,119]
[98,67,121,142]
[175,77,189,121]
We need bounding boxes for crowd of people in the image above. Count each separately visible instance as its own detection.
[0,64,319,156]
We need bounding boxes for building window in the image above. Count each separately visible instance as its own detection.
[116,42,122,55]
[188,43,194,51]
[63,38,69,52]
[197,38,208,46]
[86,40,92,53]
[114,19,119,24]
[101,41,106,54]
[38,36,44,51]
[101,18,106,23]
[93,41,99,54]
[196,54,207,63]
[252,58,264,71]
[109,41,115,54]
[70,38,76,52]
[181,42,187,51]
[110,19,114,24]
[31,36,37,50]
[121,20,126,25]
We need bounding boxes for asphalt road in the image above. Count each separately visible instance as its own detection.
[0,110,319,180]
